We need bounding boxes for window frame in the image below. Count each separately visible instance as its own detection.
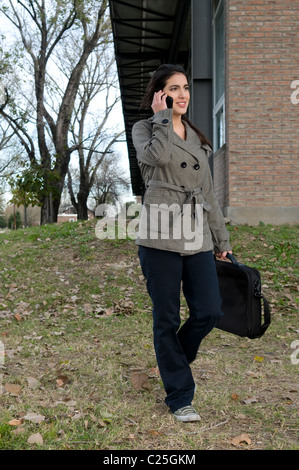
[212,0,226,151]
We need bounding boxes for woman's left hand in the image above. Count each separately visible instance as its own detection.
[216,250,233,260]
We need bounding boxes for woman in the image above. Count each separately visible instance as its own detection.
[132,64,232,422]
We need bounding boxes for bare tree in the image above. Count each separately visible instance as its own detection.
[89,155,130,209]
[63,41,124,220]
[0,0,111,224]
[0,66,26,193]
[0,123,22,181]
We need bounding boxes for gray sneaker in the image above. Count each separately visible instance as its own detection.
[173,405,201,422]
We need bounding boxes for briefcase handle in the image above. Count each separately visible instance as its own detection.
[225,253,243,266]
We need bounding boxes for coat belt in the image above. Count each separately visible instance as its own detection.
[147,180,211,212]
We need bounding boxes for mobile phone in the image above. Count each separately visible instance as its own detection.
[166,96,173,108]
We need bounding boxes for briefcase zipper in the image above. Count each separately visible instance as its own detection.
[254,279,262,298]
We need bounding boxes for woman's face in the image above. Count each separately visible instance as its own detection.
[163,73,190,116]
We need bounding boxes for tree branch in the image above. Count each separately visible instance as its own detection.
[0,89,36,166]
[56,0,109,145]
[0,111,36,166]
[8,0,37,65]
[45,9,77,63]
[89,130,124,191]
[17,0,42,33]
[67,169,78,212]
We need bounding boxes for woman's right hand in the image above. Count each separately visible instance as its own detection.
[151,90,167,114]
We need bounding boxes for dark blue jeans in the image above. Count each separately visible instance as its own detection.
[138,246,223,413]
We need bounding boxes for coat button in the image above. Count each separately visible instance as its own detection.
[193,164,200,170]
[162,119,169,124]
[181,162,187,168]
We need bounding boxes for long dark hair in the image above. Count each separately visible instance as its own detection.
[140,64,212,149]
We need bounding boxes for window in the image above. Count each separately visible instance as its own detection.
[213,0,225,150]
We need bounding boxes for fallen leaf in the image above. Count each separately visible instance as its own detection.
[9,418,23,426]
[149,366,160,377]
[246,370,264,378]
[26,377,39,389]
[12,426,26,436]
[56,374,70,387]
[27,433,43,445]
[4,383,21,396]
[149,430,163,436]
[254,356,264,362]
[64,400,77,407]
[243,396,259,405]
[231,392,239,401]
[23,412,45,424]
[131,371,151,391]
[231,433,252,446]
[104,308,113,316]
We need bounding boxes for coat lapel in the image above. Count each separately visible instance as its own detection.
[172,121,211,161]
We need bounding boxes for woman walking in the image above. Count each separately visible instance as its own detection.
[132,64,232,422]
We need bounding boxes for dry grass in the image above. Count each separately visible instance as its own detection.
[0,220,298,450]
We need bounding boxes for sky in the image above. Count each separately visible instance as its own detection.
[0,2,134,208]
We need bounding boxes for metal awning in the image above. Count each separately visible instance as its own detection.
[109,0,191,195]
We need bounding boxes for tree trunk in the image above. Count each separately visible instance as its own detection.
[49,171,69,224]
[40,193,54,225]
[77,190,89,220]
[24,205,28,228]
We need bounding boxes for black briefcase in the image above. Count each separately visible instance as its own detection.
[215,253,271,339]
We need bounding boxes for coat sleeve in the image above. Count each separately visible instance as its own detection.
[201,164,232,253]
[132,109,173,167]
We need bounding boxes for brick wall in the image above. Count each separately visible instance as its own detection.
[224,0,299,221]
[213,144,229,208]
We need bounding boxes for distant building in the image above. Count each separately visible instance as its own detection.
[57,206,95,223]
[57,206,78,223]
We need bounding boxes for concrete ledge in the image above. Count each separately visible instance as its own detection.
[224,206,299,225]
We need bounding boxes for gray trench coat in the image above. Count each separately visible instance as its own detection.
[132,108,231,255]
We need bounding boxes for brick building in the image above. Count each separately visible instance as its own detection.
[109,0,299,224]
